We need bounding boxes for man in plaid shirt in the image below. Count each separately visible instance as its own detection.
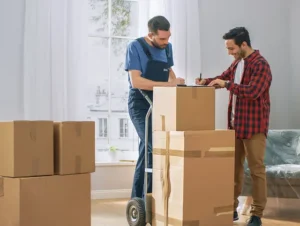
[196,27,272,226]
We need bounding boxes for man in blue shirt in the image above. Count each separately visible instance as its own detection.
[125,15,185,199]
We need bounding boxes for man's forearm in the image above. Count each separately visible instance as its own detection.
[205,65,233,84]
[168,68,176,82]
[204,76,223,85]
[225,80,270,100]
[131,76,172,90]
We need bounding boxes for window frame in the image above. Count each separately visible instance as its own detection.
[119,118,129,138]
[98,117,108,138]
[88,0,140,163]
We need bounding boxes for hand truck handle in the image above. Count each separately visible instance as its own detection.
[138,89,153,106]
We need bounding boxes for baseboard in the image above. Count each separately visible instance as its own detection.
[91,189,131,200]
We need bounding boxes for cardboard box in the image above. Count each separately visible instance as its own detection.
[0,174,91,226]
[0,121,54,177]
[54,121,95,175]
[153,87,215,131]
[152,130,235,226]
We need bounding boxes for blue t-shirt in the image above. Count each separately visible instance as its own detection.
[124,38,174,88]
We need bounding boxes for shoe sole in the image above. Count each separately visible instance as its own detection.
[233,217,239,221]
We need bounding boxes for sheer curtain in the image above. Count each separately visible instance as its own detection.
[138,0,202,84]
[23,0,88,121]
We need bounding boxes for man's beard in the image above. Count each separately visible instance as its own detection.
[233,50,246,60]
[151,40,167,49]
[238,49,246,58]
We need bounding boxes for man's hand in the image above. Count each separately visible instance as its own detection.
[195,78,206,85]
[170,77,185,86]
[208,79,226,88]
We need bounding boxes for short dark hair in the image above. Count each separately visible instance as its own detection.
[223,27,251,47]
[148,16,170,34]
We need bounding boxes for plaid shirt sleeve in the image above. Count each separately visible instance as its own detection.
[205,65,232,84]
[225,61,272,99]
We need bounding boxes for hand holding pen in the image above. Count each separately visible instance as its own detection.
[195,72,206,85]
[195,73,222,88]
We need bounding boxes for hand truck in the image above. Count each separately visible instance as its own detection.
[126,89,153,226]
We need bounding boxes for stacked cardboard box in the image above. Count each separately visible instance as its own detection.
[151,87,235,226]
[0,120,95,226]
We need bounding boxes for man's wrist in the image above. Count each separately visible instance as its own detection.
[225,81,230,88]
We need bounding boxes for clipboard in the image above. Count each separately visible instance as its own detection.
[176,84,220,88]
[176,84,208,87]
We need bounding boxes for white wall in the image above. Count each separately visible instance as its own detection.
[199,0,293,129]
[289,0,300,129]
[91,163,135,199]
[0,1,24,120]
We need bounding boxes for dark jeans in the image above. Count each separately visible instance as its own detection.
[128,103,153,199]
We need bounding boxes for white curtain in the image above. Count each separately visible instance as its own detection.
[138,0,202,84]
[23,0,88,121]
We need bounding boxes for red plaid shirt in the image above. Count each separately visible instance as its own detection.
[205,50,272,139]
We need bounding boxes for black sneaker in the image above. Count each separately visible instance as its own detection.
[233,210,239,221]
[247,215,262,226]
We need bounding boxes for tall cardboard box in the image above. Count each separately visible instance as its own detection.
[54,121,95,175]
[0,173,91,226]
[0,121,54,177]
[152,130,235,226]
[153,87,215,131]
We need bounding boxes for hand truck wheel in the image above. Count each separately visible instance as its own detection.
[126,197,146,226]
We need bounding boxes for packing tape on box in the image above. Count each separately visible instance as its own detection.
[161,115,166,131]
[153,213,199,226]
[0,177,3,197]
[75,155,82,173]
[162,131,171,226]
[214,204,234,216]
[154,149,202,158]
[205,147,235,158]
[153,147,234,158]
[146,194,152,224]
[152,204,233,225]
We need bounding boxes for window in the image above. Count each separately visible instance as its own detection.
[119,118,129,138]
[88,0,140,163]
[98,118,108,138]
[97,148,109,152]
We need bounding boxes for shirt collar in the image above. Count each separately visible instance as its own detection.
[232,49,260,67]
[244,49,259,63]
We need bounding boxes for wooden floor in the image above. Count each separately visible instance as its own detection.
[91,199,300,226]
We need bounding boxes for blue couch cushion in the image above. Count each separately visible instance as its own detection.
[265,130,300,166]
[242,130,300,198]
[244,130,300,169]
[245,164,300,178]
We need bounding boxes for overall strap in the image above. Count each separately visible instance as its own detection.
[136,38,153,60]
[165,44,170,58]
[165,44,172,67]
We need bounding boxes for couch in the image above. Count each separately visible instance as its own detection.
[241,130,300,199]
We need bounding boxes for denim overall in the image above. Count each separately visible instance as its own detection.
[128,38,172,198]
